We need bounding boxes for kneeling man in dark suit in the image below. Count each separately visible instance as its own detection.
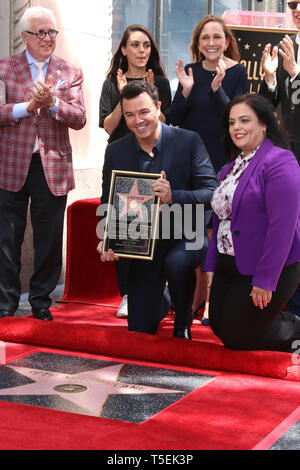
[97,81,217,339]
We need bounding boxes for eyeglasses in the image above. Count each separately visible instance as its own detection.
[288,1,300,10]
[25,29,59,40]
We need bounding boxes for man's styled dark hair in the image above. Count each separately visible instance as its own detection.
[120,80,160,108]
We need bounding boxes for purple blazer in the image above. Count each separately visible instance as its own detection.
[204,138,300,291]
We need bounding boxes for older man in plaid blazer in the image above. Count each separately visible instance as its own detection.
[0,6,86,320]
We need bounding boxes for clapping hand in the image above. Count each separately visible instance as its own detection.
[211,57,226,92]
[176,58,194,99]
[27,75,56,112]
[279,34,300,78]
[261,43,278,86]
[116,68,127,93]
[145,68,154,84]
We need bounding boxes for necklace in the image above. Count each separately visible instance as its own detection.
[201,60,217,78]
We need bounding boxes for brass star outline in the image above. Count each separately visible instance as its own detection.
[0,364,185,417]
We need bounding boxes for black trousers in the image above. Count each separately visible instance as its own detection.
[115,217,209,299]
[209,254,300,352]
[127,238,200,334]
[0,154,67,312]
[115,258,130,297]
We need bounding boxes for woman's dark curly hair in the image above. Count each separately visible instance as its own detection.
[223,93,289,161]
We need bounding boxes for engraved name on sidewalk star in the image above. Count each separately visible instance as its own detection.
[117,179,154,220]
[0,364,185,417]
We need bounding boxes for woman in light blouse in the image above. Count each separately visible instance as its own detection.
[204,94,300,352]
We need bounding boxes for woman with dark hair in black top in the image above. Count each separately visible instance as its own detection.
[99,24,171,143]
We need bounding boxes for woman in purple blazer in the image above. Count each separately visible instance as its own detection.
[204,94,300,352]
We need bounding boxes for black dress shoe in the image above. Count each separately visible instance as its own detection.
[32,308,53,321]
[173,326,192,340]
[173,308,193,339]
[0,310,14,318]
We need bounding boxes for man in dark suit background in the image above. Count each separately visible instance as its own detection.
[260,1,300,163]
[97,81,217,339]
[260,1,300,319]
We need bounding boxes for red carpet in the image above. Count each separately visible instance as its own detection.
[56,199,300,383]
[0,198,299,450]
[0,313,299,382]
[61,198,122,307]
[0,340,300,450]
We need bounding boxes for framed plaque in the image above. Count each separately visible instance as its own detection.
[103,170,162,260]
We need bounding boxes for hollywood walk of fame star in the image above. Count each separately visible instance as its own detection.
[117,180,154,220]
[0,363,185,417]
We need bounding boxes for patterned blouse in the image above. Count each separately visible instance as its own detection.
[211,147,258,256]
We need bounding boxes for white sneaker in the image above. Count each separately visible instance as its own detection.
[116,295,128,318]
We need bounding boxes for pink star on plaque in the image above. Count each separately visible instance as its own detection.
[117,179,154,220]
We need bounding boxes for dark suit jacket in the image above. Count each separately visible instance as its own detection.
[101,123,217,240]
[260,35,300,163]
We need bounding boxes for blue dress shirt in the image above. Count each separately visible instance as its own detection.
[136,122,163,174]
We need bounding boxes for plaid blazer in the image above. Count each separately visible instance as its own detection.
[0,50,86,195]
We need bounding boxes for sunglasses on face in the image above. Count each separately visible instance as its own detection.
[288,1,300,9]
